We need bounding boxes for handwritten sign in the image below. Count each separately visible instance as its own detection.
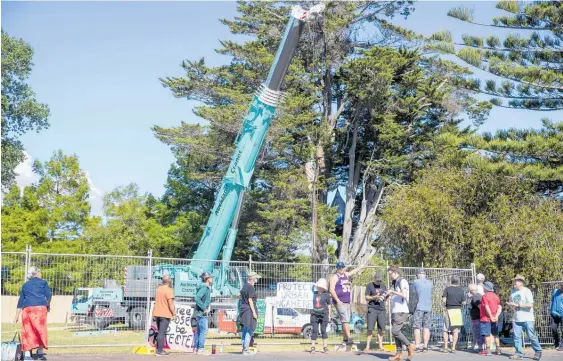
[254,299,267,334]
[148,302,194,353]
[275,282,315,309]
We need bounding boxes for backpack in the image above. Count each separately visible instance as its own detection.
[393,278,418,314]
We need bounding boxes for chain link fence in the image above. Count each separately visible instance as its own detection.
[1,248,481,350]
[2,248,559,351]
[531,281,562,348]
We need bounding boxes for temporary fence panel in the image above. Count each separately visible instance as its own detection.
[1,249,489,349]
[531,281,561,347]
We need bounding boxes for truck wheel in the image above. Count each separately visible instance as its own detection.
[128,307,146,330]
[94,317,109,330]
[302,324,313,339]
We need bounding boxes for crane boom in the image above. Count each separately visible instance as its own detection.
[190,4,324,275]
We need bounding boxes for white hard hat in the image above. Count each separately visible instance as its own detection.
[476,273,485,281]
[316,278,328,290]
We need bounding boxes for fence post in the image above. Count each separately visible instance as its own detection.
[470,263,476,283]
[25,244,32,276]
[386,260,392,347]
[249,255,252,272]
[144,249,153,345]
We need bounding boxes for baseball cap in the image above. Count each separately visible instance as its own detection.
[336,262,345,268]
[476,273,485,281]
[374,273,383,281]
[247,271,261,279]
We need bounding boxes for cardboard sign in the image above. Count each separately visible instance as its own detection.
[148,302,194,352]
[275,282,315,309]
[254,299,267,334]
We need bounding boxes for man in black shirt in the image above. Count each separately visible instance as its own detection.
[239,271,260,355]
[364,273,387,352]
[441,276,466,353]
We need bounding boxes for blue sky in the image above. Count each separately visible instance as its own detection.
[2,1,561,214]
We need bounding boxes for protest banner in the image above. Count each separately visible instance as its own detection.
[275,282,315,309]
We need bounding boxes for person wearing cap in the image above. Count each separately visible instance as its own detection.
[310,278,331,354]
[479,281,502,356]
[551,283,563,351]
[194,272,213,355]
[239,271,261,355]
[152,274,175,356]
[329,261,365,347]
[364,273,388,353]
[476,274,486,295]
[413,269,432,353]
[508,274,542,360]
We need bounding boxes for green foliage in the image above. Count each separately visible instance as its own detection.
[1,184,49,251]
[447,6,474,22]
[1,30,50,188]
[439,1,563,111]
[382,165,563,297]
[2,150,91,248]
[33,150,91,240]
[84,183,203,258]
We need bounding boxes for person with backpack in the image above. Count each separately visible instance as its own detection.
[364,273,388,353]
[413,269,432,353]
[310,278,331,354]
[441,276,465,353]
[387,265,415,361]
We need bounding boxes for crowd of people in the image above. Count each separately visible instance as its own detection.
[10,264,563,360]
[309,263,563,361]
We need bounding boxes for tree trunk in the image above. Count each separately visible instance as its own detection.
[340,124,360,263]
[349,182,385,265]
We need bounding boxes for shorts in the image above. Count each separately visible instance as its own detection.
[413,310,431,329]
[336,303,351,324]
[367,308,386,331]
[480,321,499,337]
[443,310,461,333]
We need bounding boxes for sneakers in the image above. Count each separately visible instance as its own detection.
[196,349,211,356]
[479,349,491,356]
[346,338,354,345]
[494,348,502,355]
[155,350,170,356]
[509,355,523,360]
[533,352,542,361]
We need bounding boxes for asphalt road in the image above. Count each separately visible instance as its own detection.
[46,349,563,361]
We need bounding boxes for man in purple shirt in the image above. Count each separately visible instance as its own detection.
[329,261,365,347]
